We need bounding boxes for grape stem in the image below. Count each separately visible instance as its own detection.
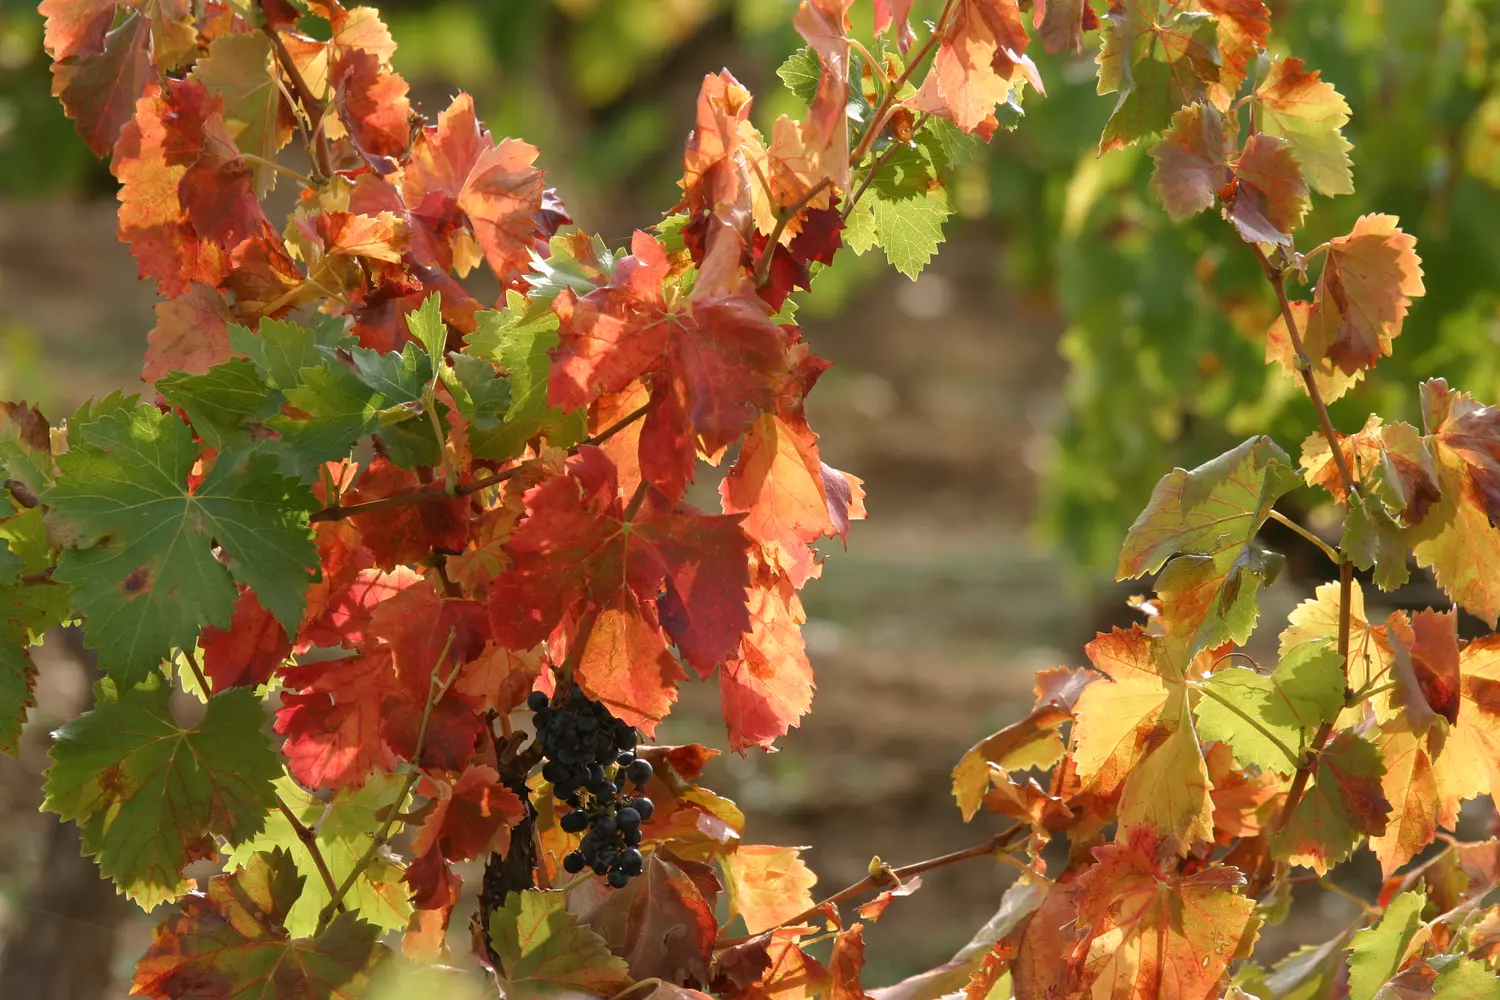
[713,822,1024,949]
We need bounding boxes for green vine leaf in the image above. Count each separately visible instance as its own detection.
[43,680,282,907]
[45,402,317,685]
[1193,641,1345,775]
[1345,890,1426,1000]
[1270,731,1391,875]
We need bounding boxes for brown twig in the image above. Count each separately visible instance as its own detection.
[714,823,1024,949]
[1245,243,1362,898]
[259,1,333,180]
[847,0,956,167]
[308,402,650,523]
[1252,245,1355,498]
[5,479,38,509]
[841,113,930,223]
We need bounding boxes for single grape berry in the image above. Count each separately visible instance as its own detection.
[563,851,586,874]
[631,797,654,821]
[560,810,588,834]
[616,806,640,830]
[591,778,617,798]
[623,828,642,847]
[620,848,644,876]
[594,814,617,837]
[591,860,609,876]
[626,759,653,786]
[616,752,635,767]
[541,760,565,784]
[527,691,549,712]
[606,868,630,888]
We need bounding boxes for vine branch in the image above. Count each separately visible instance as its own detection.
[308,402,650,523]
[259,0,333,180]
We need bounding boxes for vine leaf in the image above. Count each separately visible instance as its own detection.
[489,446,752,728]
[131,848,384,1000]
[226,774,414,936]
[952,667,1089,820]
[0,507,70,753]
[44,402,317,686]
[1386,608,1462,731]
[490,890,633,999]
[1193,641,1345,775]
[1068,827,1256,1000]
[1317,215,1426,375]
[1438,634,1500,816]
[1280,580,1398,719]
[1412,380,1500,625]
[927,0,1041,133]
[1368,727,1448,879]
[1252,56,1355,196]
[790,0,852,191]
[1070,627,1215,849]
[1345,890,1426,1000]
[1095,0,1220,154]
[1343,494,1412,591]
[550,231,790,499]
[43,680,282,908]
[1118,435,1298,653]
[1195,0,1270,110]
[1149,103,1310,244]
[189,32,296,196]
[464,294,586,461]
[719,558,816,751]
[831,924,874,1000]
[201,588,293,691]
[722,844,819,935]
[1270,731,1391,874]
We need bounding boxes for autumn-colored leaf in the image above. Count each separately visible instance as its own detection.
[46,7,153,159]
[1069,827,1256,1000]
[144,283,237,383]
[1412,380,1500,626]
[719,562,815,751]
[1096,0,1220,154]
[831,924,874,1000]
[791,0,853,193]
[577,851,722,984]
[1369,727,1448,879]
[201,587,292,690]
[728,926,832,1000]
[132,849,383,1000]
[1118,435,1297,652]
[723,844,819,935]
[1280,579,1398,720]
[1070,627,1215,849]
[1387,608,1462,730]
[927,0,1042,133]
[1439,634,1500,808]
[857,874,922,922]
[1317,215,1426,375]
[1253,56,1354,196]
[1270,730,1390,873]
[1195,0,1271,110]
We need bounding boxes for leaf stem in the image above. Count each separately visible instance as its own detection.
[609,979,663,1000]
[315,628,460,931]
[1252,245,1355,499]
[713,823,1023,949]
[1189,680,1303,770]
[1268,509,1342,566]
[841,113,930,223]
[259,4,333,181]
[1319,877,1377,916]
[238,151,313,188]
[752,178,833,286]
[308,403,650,522]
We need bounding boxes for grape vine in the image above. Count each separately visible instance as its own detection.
[1,0,1498,999]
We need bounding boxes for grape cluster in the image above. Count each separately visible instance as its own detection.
[528,687,656,888]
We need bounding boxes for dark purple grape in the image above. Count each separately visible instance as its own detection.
[527,691,549,712]
[607,868,630,888]
[541,760,565,784]
[620,848,644,876]
[615,807,640,830]
[596,846,619,868]
[622,827,642,847]
[563,851,586,874]
[615,752,635,767]
[626,759,653,786]
[591,860,609,876]
[613,725,637,750]
[591,778,617,798]
[594,815,617,837]
[631,797,654,821]
[560,810,588,834]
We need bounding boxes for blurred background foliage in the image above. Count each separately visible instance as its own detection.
[7,0,1500,569]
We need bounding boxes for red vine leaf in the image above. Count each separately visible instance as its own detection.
[1386,608,1462,730]
[45,6,154,158]
[830,924,873,1000]
[1197,0,1271,110]
[857,874,922,922]
[1318,215,1426,376]
[791,0,853,193]
[144,283,236,383]
[201,588,292,690]
[719,562,815,750]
